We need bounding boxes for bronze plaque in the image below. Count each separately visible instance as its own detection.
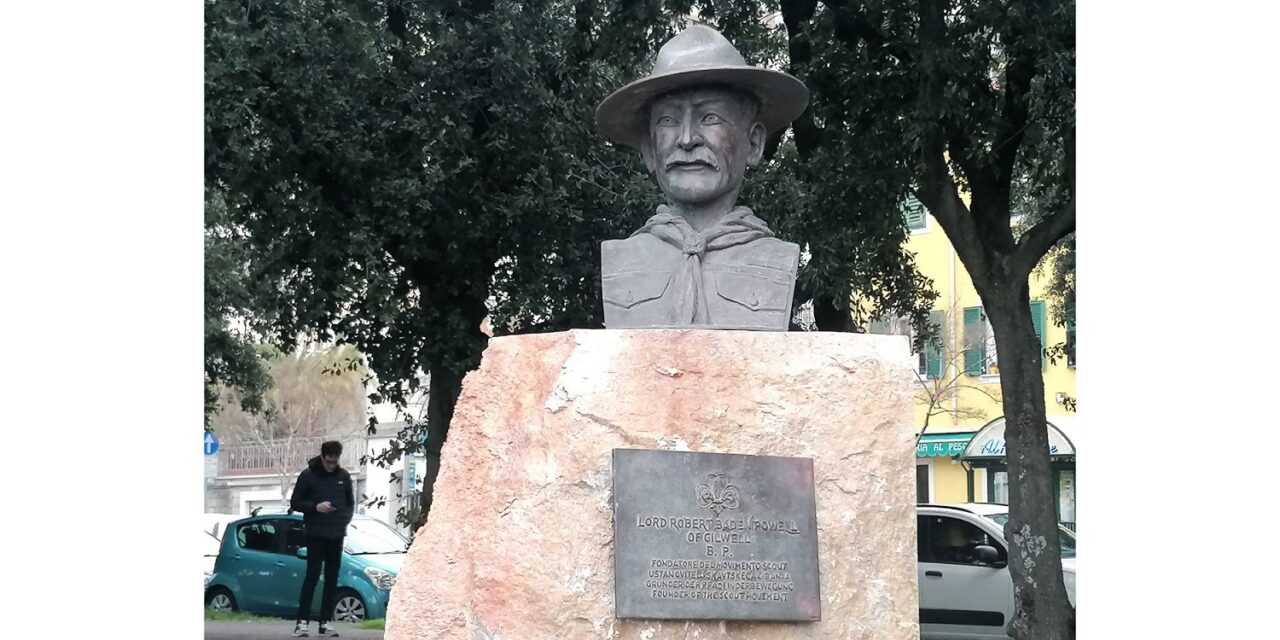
[612,448,820,621]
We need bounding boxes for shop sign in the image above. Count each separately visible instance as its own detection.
[961,418,1076,460]
[975,439,1060,457]
[916,441,969,457]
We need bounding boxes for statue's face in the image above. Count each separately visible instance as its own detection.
[641,86,766,206]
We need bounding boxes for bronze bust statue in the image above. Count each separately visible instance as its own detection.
[595,25,810,330]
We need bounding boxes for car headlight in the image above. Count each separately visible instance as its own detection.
[204,571,213,588]
[364,566,396,590]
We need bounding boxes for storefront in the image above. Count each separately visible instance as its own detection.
[959,417,1077,531]
[915,433,975,504]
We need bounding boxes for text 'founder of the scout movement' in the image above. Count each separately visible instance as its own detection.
[595,25,810,331]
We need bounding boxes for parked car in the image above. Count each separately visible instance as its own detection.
[917,503,1076,640]
[204,513,410,622]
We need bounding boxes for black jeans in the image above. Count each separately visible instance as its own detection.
[296,535,343,622]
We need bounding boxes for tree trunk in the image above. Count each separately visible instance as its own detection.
[985,289,1075,640]
[418,364,464,525]
[812,292,856,332]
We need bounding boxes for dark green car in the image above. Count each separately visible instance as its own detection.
[204,513,409,622]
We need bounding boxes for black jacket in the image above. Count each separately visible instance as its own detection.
[290,456,355,539]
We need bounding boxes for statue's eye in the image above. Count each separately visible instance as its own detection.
[656,115,677,126]
[701,113,724,124]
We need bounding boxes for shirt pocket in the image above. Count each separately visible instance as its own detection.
[713,272,790,312]
[603,272,671,309]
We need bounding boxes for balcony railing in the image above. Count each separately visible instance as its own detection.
[218,436,364,477]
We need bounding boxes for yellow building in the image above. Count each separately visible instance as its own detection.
[881,201,1077,529]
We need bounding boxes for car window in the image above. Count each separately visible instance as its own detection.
[1058,528,1076,558]
[984,513,1076,559]
[283,520,307,556]
[919,515,1006,566]
[236,520,280,554]
[345,518,411,554]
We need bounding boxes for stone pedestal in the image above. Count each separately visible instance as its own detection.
[385,330,919,640]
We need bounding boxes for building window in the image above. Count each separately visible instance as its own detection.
[991,470,1009,504]
[1057,470,1076,526]
[916,463,932,503]
[902,193,928,233]
[963,302,1046,377]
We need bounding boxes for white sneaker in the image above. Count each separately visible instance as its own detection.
[317,622,340,637]
[293,621,309,637]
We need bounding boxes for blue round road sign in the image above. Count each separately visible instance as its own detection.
[204,432,220,456]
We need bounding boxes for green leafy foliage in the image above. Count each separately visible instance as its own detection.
[204,189,275,425]
[1036,235,1075,327]
[204,0,935,439]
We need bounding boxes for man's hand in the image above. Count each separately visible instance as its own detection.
[316,501,336,513]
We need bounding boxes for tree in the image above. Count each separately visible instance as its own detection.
[776,1,1076,637]
[204,189,273,426]
[212,344,368,505]
[204,0,935,523]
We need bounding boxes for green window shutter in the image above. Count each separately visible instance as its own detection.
[902,194,926,230]
[1030,301,1046,371]
[925,310,944,379]
[963,306,985,376]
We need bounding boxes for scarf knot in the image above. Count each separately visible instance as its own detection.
[682,236,706,258]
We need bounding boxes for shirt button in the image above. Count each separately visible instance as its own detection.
[625,290,634,304]
[749,294,759,309]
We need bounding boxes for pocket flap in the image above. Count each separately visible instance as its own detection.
[603,272,670,309]
[714,272,789,312]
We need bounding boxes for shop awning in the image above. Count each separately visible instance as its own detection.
[916,432,974,458]
[960,417,1076,461]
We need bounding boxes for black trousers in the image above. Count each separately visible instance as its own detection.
[296,535,343,622]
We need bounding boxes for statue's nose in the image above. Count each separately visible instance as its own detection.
[677,121,703,149]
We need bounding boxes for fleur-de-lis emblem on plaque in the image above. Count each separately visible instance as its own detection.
[696,473,741,516]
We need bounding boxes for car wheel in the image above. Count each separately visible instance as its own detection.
[206,587,238,612]
[331,589,366,623]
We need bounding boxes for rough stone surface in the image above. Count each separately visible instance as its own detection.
[385,330,919,640]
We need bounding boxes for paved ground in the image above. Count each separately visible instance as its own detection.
[205,620,384,640]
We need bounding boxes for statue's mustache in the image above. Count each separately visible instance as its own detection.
[664,151,718,171]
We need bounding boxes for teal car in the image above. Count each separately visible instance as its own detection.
[204,513,409,622]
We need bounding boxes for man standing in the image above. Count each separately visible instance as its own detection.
[289,440,354,637]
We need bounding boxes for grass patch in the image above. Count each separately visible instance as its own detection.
[204,608,278,622]
[359,619,386,630]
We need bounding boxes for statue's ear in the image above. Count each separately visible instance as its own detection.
[746,122,766,166]
[641,138,657,174]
